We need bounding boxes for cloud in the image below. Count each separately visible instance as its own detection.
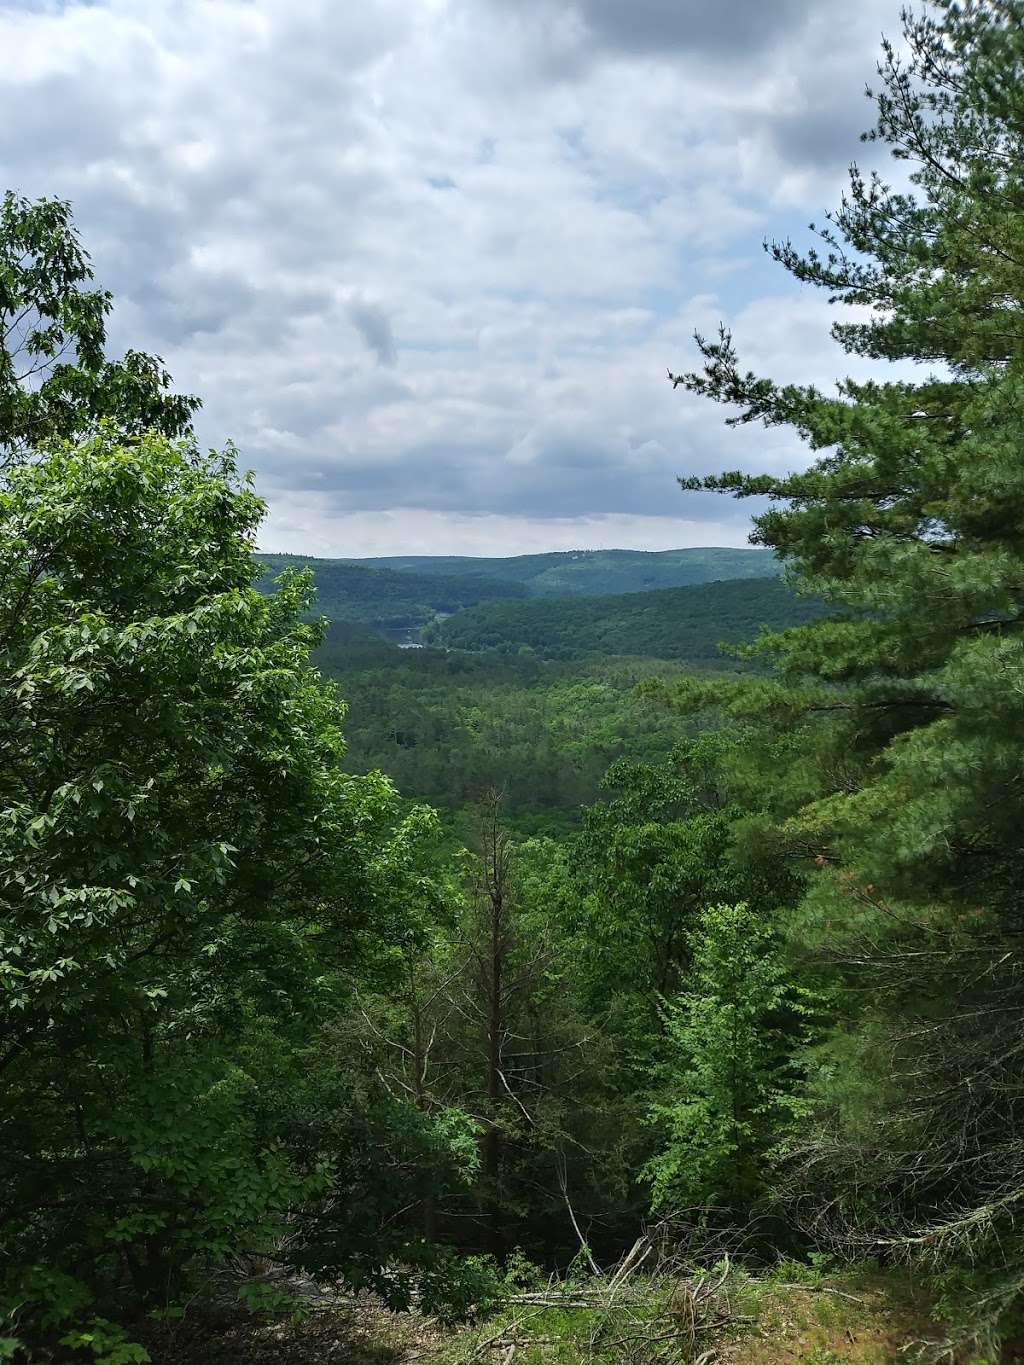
[259,503,758,558]
[348,300,398,367]
[499,0,810,61]
[0,0,903,555]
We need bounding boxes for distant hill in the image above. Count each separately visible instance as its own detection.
[423,577,823,664]
[355,547,781,597]
[255,553,528,632]
[255,547,787,638]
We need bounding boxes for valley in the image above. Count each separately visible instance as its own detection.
[258,551,820,832]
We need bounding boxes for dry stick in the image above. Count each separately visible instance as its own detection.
[557,1153,600,1277]
[505,1293,611,1308]
[771,1283,866,1304]
[456,1307,545,1364]
[607,1234,652,1293]
[604,1244,652,1319]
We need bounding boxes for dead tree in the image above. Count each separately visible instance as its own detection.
[472,790,515,1256]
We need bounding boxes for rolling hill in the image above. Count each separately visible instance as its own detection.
[422,576,823,664]
[255,553,528,632]
[353,547,781,596]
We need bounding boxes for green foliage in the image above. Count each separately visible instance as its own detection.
[645,904,812,1216]
[255,553,529,633]
[236,1279,310,1325]
[562,740,800,1041]
[663,0,1024,1343]
[424,578,823,662]
[568,758,733,1014]
[354,546,782,596]
[0,192,198,462]
[413,1251,502,1325]
[313,633,695,826]
[0,429,478,1349]
[59,1319,152,1364]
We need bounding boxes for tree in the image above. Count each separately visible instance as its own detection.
[667,0,1024,1342]
[570,757,734,1010]
[465,792,521,1257]
[0,430,475,1351]
[645,903,811,1220]
[0,192,198,463]
[346,829,469,1244]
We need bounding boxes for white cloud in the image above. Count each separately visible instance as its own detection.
[0,0,902,553]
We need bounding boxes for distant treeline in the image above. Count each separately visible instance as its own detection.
[254,548,784,635]
[423,576,824,662]
[255,553,528,630]
[355,546,782,596]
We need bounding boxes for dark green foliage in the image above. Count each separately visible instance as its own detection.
[255,553,529,633]
[0,432,478,1352]
[424,577,823,662]
[254,549,788,640]
[356,546,782,596]
[312,626,695,826]
[663,0,1024,1344]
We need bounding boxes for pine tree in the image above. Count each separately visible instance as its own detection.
[667,1,1024,1340]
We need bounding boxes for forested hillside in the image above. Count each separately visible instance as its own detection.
[423,576,822,661]
[256,548,785,639]
[255,553,528,631]
[9,5,1024,1362]
[356,546,782,595]
[312,626,695,827]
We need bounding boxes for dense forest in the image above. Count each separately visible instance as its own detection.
[254,554,530,633]
[420,577,822,661]
[311,629,696,829]
[255,547,784,638]
[351,547,783,595]
[7,4,1024,1362]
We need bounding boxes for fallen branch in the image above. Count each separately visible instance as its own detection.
[456,1308,546,1364]
[557,1152,600,1277]
[771,1282,866,1304]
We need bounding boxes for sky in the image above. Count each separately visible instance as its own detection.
[1,0,906,556]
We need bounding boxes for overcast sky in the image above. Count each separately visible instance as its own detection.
[2,0,905,556]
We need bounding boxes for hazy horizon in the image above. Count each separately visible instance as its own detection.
[257,543,773,562]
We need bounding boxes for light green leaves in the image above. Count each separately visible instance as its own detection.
[0,429,447,1345]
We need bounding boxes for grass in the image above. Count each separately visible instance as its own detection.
[138,1261,945,1363]
[425,1261,944,1364]
[414,1259,940,1364]
[717,1263,939,1364]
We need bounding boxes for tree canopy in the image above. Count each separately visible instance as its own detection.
[664,0,1024,1338]
[13,3,1024,1355]
[0,193,198,463]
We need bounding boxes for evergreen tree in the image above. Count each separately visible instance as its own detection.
[667,0,1024,1341]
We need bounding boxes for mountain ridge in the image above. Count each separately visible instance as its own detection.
[255,548,782,627]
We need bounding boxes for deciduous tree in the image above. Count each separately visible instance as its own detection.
[0,193,198,464]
